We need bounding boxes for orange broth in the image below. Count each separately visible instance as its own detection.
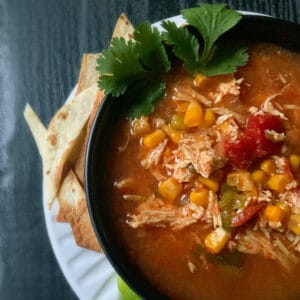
[106,44,300,300]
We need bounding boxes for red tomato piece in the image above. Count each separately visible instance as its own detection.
[224,135,256,169]
[224,114,284,169]
[246,114,283,133]
[245,114,284,157]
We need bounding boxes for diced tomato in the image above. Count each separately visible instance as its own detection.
[224,114,284,169]
[246,114,283,133]
[245,114,284,157]
[224,136,255,169]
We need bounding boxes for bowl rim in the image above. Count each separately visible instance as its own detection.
[85,13,300,300]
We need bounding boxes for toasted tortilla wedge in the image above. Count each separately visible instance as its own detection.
[23,104,47,157]
[76,54,99,95]
[57,169,101,252]
[74,89,104,186]
[112,13,135,41]
[44,84,100,208]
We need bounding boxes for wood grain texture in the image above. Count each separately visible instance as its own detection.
[0,0,299,299]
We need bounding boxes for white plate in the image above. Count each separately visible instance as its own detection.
[43,12,264,300]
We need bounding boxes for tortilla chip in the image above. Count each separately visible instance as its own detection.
[23,104,47,157]
[74,90,104,186]
[76,54,99,95]
[112,13,135,41]
[56,206,67,222]
[57,169,101,252]
[44,84,100,208]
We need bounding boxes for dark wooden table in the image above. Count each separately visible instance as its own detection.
[1,0,300,299]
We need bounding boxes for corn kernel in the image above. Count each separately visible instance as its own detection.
[184,101,203,127]
[203,109,216,128]
[198,177,219,193]
[267,174,289,192]
[289,154,300,171]
[227,171,257,196]
[170,114,187,130]
[204,227,231,254]
[143,129,166,148]
[251,170,267,186]
[190,189,209,207]
[158,177,182,202]
[276,201,291,217]
[131,116,151,136]
[162,125,182,143]
[264,205,285,222]
[288,214,300,235]
[194,74,207,87]
[260,159,276,175]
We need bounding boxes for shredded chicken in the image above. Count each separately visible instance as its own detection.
[264,129,286,142]
[248,84,291,120]
[127,195,204,230]
[151,117,165,128]
[187,261,196,273]
[278,73,287,84]
[231,229,299,271]
[170,162,194,182]
[279,191,300,214]
[123,195,143,201]
[273,155,289,173]
[215,117,240,141]
[248,96,287,120]
[283,104,300,110]
[261,96,287,120]
[211,78,244,104]
[118,133,130,151]
[268,221,285,231]
[172,85,211,106]
[257,190,273,203]
[211,107,246,124]
[149,167,168,181]
[215,114,233,125]
[141,139,168,169]
[286,231,300,253]
[169,133,226,180]
[273,155,297,190]
[210,191,222,228]
[114,178,135,190]
[201,191,221,227]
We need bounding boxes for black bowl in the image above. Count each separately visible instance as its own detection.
[85,14,300,300]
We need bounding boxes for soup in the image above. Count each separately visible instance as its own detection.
[106,44,300,300]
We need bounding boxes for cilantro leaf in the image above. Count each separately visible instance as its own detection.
[97,24,170,116]
[97,38,144,97]
[161,21,200,73]
[126,80,165,118]
[134,22,170,73]
[181,4,242,64]
[201,45,249,76]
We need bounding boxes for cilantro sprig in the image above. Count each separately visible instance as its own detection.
[97,4,249,118]
[163,4,248,76]
[97,23,170,116]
